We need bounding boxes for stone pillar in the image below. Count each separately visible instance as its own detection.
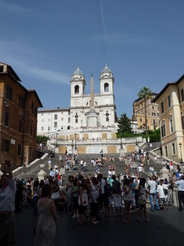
[0,164,3,178]
[119,148,124,157]
[159,166,169,180]
[37,164,47,182]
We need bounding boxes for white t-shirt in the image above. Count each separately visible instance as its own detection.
[147,180,157,194]
[0,178,16,211]
[138,166,142,172]
[157,184,168,198]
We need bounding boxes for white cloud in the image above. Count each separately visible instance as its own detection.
[0,0,33,16]
[92,33,161,47]
[0,40,70,85]
[0,0,47,18]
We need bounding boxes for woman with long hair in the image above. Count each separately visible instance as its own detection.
[137,178,149,222]
[78,179,88,225]
[89,177,100,224]
[122,178,132,223]
[66,176,74,216]
[34,184,57,246]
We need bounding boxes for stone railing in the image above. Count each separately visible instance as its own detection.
[12,153,48,177]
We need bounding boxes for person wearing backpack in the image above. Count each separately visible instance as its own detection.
[112,175,122,216]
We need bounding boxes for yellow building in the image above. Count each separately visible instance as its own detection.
[132,93,159,131]
[0,62,42,172]
[153,75,184,162]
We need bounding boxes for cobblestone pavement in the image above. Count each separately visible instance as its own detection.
[15,206,184,246]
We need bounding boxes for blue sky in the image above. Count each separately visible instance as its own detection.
[1,0,184,118]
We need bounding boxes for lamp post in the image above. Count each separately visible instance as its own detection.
[120,131,123,149]
[75,133,77,149]
[179,143,183,164]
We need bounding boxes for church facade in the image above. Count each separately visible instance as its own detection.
[37,65,117,136]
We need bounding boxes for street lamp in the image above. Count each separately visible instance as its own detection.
[179,143,183,164]
[120,131,123,149]
[75,133,77,149]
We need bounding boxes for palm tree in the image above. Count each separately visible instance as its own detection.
[138,86,152,135]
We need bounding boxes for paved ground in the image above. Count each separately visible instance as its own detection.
[15,205,184,246]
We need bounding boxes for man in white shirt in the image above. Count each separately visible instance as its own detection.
[147,177,160,211]
[175,175,184,211]
[157,179,168,211]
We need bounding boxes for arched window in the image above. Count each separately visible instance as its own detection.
[104,83,109,92]
[106,111,109,122]
[74,85,79,94]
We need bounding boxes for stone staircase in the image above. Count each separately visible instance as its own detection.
[17,142,164,182]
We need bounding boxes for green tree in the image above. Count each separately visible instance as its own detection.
[37,135,50,144]
[138,86,152,135]
[117,113,132,137]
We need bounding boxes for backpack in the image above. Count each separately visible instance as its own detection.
[104,183,112,196]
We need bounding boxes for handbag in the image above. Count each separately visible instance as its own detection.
[78,191,88,206]
[51,190,59,200]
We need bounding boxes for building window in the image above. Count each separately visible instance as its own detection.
[41,127,44,130]
[3,139,10,152]
[19,96,25,109]
[54,114,57,120]
[152,113,156,116]
[172,143,175,154]
[61,118,63,121]
[34,129,36,139]
[161,102,164,113]
[42,119,44,122]
[68,111,70,115]
[104,83,109,92]
[153,119,155,125]
[157,113,159,116]
[106,112,109,121]
[182,116,184,129]
[18,144,21,156]
[54,122,57,128]
[165,146,168,157]
[48,119,50,122]
[181,88,184,102]
[6,85,12,101]
[35,107,37,118]
[19,120,22,133]
[168,95,171,108]
[31,101,34,113]
[152,106,154,109]
[170,119,173,133]
[140,118,142,122]
[75,118,78,123]
[161,125,166,137]
[74,85,79,94]
[68,118,70,123]
[48,126,50,131]
[5,112,9,126]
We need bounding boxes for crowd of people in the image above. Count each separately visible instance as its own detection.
[1,147,184,245]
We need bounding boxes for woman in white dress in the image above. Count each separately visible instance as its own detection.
[34,184,57,246]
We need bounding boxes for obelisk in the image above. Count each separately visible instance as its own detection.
[91,71,94,107]
[85,71,99,127]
